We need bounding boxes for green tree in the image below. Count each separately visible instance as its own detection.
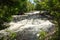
[35,0,60,40]
[0,0,28,30]
[26,1,35,12]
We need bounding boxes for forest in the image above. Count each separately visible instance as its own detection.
[0,0,60,40]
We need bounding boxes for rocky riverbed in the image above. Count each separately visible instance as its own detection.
[0,13,55,40]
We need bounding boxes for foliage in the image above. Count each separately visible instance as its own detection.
[6,30,17,40]
[35,0,60,40]
[38,30,47,40]
[0,0,29,30]
[0,30,16,40]
[0,0,15,30]
[26,1,35,12]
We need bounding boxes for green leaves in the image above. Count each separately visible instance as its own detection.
[0,0,28,30]
[35,0,60,40]
[38,30,47,40]
[26,1,35,12]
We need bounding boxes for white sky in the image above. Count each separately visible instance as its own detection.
[29,0,34,3]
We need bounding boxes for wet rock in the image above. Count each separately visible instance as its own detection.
[0,14,55,40]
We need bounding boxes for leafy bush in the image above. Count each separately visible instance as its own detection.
[38,30,47,40]
[35,0,60,39]
[0,0,28,30]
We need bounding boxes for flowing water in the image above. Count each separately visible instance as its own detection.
[0,13,55,40]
